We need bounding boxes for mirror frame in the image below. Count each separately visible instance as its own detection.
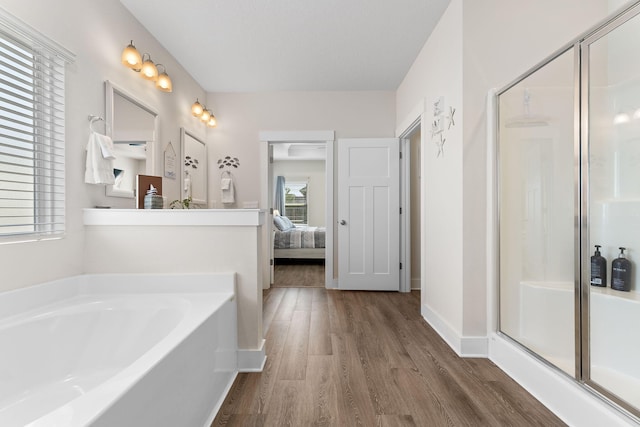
[180,128,207,206]
[104,80,159,198]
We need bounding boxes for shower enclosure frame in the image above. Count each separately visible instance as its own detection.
[494,1,640,420]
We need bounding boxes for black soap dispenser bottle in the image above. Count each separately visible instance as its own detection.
[590,245,607,287]
[611,247,632,292]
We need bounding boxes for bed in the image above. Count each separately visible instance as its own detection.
[273,215,326,259]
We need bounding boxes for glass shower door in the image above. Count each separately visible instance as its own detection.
[584,7,640,413]
[497,47,576,376]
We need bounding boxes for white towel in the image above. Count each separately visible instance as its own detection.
[85,131,115,185]
[94,132,115,159]
[221,172,235,204]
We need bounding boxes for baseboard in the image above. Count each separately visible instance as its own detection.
[411,278,420,290]
[203,371,237,427]
[421,303,488,357]
[237,339,266,372]
[489,334,638,427]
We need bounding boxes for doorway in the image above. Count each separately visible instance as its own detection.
[260,131,335,290]
[272,147,327,288]
[399,113,424,294]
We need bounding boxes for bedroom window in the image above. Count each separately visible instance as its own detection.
[285,181,308,225]
[0,10,73,241]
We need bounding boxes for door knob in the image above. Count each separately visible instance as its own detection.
[339,219,347,225]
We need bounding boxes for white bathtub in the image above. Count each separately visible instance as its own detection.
[0,273,237,427]
[520,281,640,409]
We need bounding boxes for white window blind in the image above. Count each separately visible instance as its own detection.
[285,181,308,225]
[0,9,74,241]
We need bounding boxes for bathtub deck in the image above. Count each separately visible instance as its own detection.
[212,288,566,426]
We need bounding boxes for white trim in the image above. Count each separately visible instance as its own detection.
[399,138,411,293]
[489,334,638,427]
[324,140,335,289]
[421,303,488,357]
[83,208,265,226]
[259,130,335,142]
[397,103,425,294]
[203,372,237,427]
[411,278,421,290]
[260,142,272,289]
[237,340,267,372]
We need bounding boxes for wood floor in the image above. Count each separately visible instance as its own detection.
[273,261,325,288]
[212,287,566,426]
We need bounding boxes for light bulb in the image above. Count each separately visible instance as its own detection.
[191,100,203,117]
[207,115,217,128]
[121,41,142,71]
[155,66,172,92]
[613,112,630,125]
[200,109,211,122]
[140,55,158,81]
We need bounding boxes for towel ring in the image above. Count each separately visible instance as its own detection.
[88,115,109,134]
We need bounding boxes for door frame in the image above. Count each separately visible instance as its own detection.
[396,100,426,294]
[260,131,335,289]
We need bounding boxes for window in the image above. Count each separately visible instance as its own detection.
[0,11,73,241]
[284,181,308,225]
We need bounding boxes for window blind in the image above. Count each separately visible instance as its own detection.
[285,181,309,225]
[0,8,74,241]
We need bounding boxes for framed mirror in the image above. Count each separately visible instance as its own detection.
[105,80,159,198]
[181,128,207,206]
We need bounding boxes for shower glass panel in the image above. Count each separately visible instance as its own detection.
[498,48,576,376]
[586,9,640,411]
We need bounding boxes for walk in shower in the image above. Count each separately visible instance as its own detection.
[497,2,640,419]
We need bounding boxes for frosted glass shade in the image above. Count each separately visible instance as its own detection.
[121,42,142,70]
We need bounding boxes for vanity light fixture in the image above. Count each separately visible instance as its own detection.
[121,41,172,92]
[191,99,217,128]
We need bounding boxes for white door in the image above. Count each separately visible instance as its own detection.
[338,138,400,291]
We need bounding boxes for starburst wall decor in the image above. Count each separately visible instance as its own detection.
[431,97,456,158]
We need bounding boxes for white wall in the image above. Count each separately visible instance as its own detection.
[397,0,612,348]
[397,0,465,337]
[273,160,326,226]
[0,0,208,293]
[206,91,396,208]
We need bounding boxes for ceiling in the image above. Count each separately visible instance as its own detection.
[120,0,451,92]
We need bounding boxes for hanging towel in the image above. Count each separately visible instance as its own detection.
[85,131,116,185]
[221,171,235,204]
